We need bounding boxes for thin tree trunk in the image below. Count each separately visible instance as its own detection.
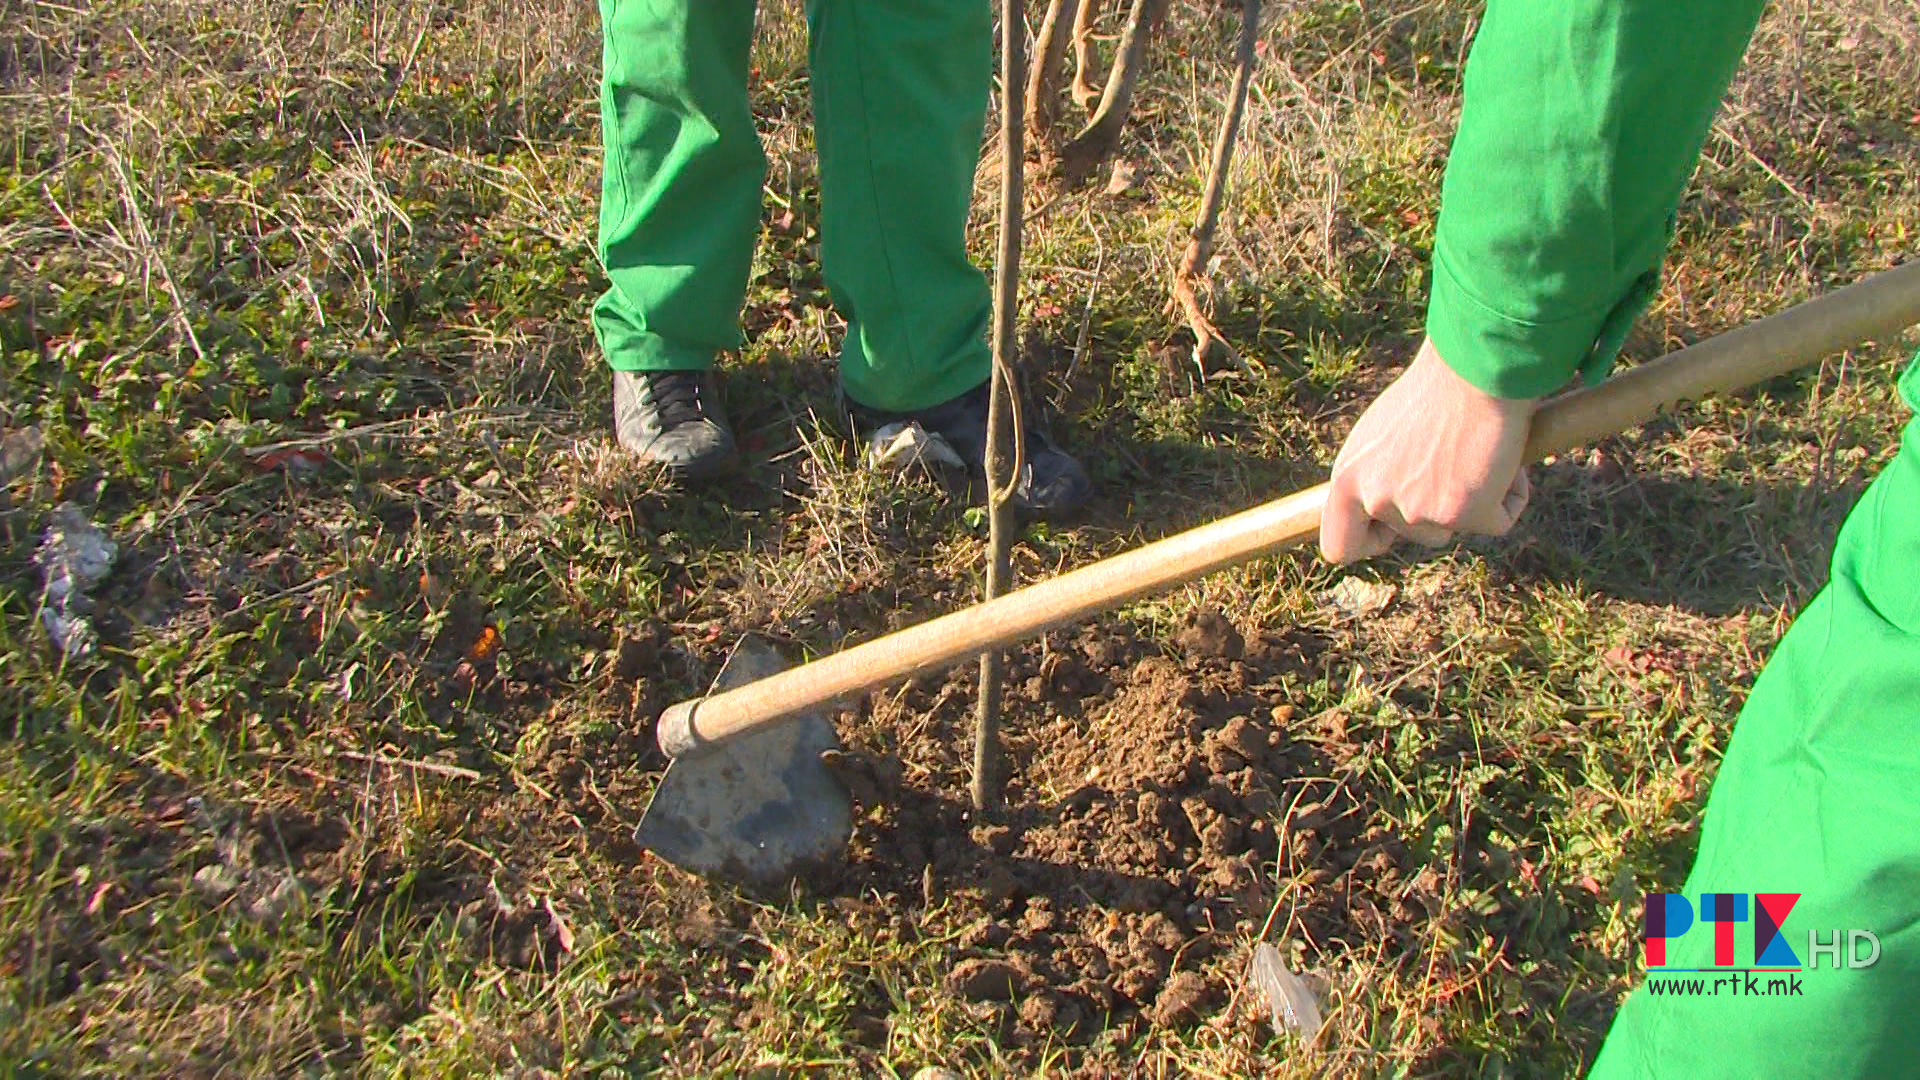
[1172,0,1261,374]
[975,0,1027,813]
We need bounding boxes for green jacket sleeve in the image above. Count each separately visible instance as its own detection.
[1427,0,1767,399]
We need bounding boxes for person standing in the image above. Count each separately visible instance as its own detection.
[595,0,1089,513]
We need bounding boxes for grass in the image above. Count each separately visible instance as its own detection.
[2,0,1917,1074]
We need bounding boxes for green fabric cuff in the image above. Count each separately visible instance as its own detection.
[592,298,717,373]
[1427,250,1661,401]
[1900,351,1920,412]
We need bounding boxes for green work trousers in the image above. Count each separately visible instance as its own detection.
[1592,361,1920,1076]
[593,0,993,413]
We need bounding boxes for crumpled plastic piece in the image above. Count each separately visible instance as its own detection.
[0,425,44,486]
[35,502,118,660]
[864,420,968,475]
[1321,576,1396,620]
[1248,943,1324,1040]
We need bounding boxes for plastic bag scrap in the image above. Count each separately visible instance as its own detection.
[35,502,118,660]
[1248,942,1325,1040]
[864,421,968,475]
[1321,576,1396,620]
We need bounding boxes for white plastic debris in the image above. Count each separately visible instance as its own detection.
[1322,576,1396,620]
[0,425,44,485]
[35,502,118,660]
[1248,943,1324,1040]
[865,421,968,474]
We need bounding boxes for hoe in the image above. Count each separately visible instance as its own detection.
[635,247,1920,888]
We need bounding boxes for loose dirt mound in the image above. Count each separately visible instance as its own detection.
[823,612,1375,1039]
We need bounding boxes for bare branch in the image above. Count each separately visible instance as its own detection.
[1058,0,1166,186]
[1026,0,1080,146]
[1070,0,1104,110]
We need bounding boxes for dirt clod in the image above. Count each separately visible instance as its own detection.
[1148,970,1213,1027]
[613,622,664,681]
[1174,609,1243,662]
[1019,989,1087,1036]
[836,622,1336,1037]
[948,958,1023,1002]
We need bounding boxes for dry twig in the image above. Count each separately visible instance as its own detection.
[1070,0,1105,110]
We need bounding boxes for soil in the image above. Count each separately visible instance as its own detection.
[108,607,1413,1055]
[816,607,1388,1040]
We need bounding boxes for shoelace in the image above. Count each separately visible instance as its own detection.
[645,371,708,429]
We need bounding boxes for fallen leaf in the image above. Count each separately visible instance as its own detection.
[419,570,450,611]
[252,447,327,475]
[545,897,575,953]
[466,625,502,662]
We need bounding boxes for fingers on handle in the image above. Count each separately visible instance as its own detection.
[1487,467,1532,536]
[1375,502,1454,548]
[1320,476,1399,564]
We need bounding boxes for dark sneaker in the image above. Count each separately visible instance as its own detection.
[845,381,1092,515]
[613,369,736,477]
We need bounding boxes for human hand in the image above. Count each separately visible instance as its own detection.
[1318,338,1537,564]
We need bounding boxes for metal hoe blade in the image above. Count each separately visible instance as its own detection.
[635,638,852,886]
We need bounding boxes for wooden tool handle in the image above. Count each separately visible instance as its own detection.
[659,260,1920,758]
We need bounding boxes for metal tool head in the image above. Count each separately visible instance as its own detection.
[635,638,852,888]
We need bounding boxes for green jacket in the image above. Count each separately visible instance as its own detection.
[1427,0,1769,400]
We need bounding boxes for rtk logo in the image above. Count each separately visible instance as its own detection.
[1643,892,1880,971]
